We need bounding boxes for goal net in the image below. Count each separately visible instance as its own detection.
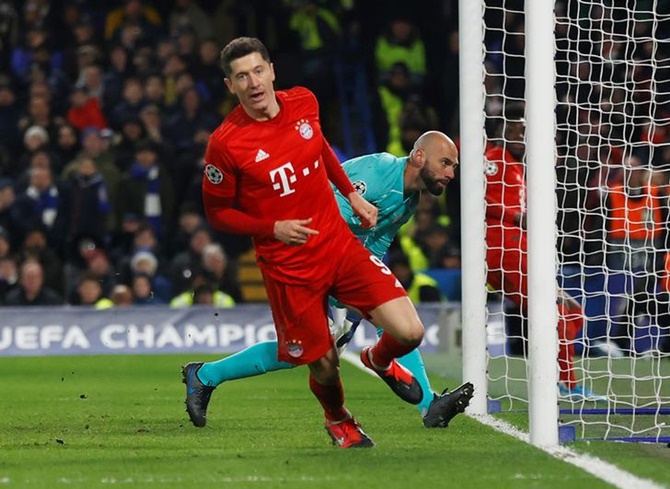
[481,0,670,442]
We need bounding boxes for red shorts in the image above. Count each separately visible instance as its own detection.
[263,239,407,365]
[486,229,528,310]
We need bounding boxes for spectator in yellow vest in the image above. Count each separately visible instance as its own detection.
[388,251,443,303]
[111,284,134,307]
[170,271,234,308]
[585,155,670,354]
[374,17,426,86]
[73,270,113,308]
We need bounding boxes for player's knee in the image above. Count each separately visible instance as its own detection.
[400,322,424,348]
[308,350,340,384]
[311,364,340,385]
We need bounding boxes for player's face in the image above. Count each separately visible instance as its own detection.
[419,146,459,196]
[505,121,525,160]
[225,52,277,119]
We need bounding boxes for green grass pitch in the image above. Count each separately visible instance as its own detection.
[1,354,669,488]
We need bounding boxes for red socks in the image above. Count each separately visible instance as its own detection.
[309,374,348,422]
[368,332,415,369]
[558,303,583,389]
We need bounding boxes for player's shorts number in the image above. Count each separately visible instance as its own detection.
[369,255,392,275]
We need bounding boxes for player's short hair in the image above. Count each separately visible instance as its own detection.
[220,37,271,77]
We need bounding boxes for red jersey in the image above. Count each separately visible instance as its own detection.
[484,145,526,235]
[202,87,356,284]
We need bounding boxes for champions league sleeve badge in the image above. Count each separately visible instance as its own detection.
[205,164,223,184]
[484,160,499,176]
[353,180,367,196]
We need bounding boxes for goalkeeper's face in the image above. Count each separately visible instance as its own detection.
[419,154,458,196]
[412,131,459,196]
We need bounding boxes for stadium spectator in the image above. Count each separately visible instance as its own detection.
[169,224,212,295]
[168,0,214,41]
[111,219,165,279]
[162,53,188,110]
[170,270,234,308]
[110,283,133,307]
[10,26,56,84]
[53,123,80,169]
[171,127,209,205]
[77,64,106,105]
[142,74,167,113]
[108,77,146,130]
[101,45,130,110]
[16,226,63,294]
[128,249,172,303]
[287,0,342,118]
[22,124,50,156]
[0,76,21,159]
[164,87,218,153]
[374,17,426,87]
[0,179,19,250]
[170,202,206,257]
[80,247,116,298]
[20,0,62,39]
[130,271,163,305]
[104,0,162,44]
[0,255,19,300]
[62,126,120,233]
[191,281,215,305]
[62,156,111,262]
[388,251,443,303]
[66,84,107,131]
[12,167,68,256]
[200,242,243,303]
[72,270,113,308]
[61,15,103,82]
[586,155,670,354]
[195,38,227,108]
[15,149,54,192]
[0,1,19,71]
[111,115,146,172]
[0,225,13,260]
[174,26,199,71]
[116,139,175,241]
[5,259,62,306]
[139,104,168,148]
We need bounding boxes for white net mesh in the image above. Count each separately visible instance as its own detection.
[482,0,670,442]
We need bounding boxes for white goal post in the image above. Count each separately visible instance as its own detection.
[460,0,670,447]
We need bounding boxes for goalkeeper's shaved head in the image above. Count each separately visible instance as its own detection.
[413,131,456,154]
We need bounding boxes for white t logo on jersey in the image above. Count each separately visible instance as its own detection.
[270,162,297,196]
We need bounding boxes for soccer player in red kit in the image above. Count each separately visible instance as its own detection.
[194,37,427,447]
[485,112,605,401]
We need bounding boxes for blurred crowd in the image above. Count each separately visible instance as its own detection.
[0,0,462,306]
[1,0,668,315]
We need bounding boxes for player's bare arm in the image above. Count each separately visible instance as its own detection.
[348,192,378,229]
[274,218,319,245]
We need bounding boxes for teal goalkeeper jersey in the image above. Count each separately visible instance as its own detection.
[333,152,419,260]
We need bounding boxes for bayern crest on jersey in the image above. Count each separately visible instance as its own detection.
[205,163,223,184]
[353,180,367,196]
[295,119,314,140]
[484,160,499,176]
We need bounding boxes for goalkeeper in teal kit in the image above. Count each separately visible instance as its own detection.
[183,131,474,429]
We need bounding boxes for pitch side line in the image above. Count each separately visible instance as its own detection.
[340,350,665,489]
